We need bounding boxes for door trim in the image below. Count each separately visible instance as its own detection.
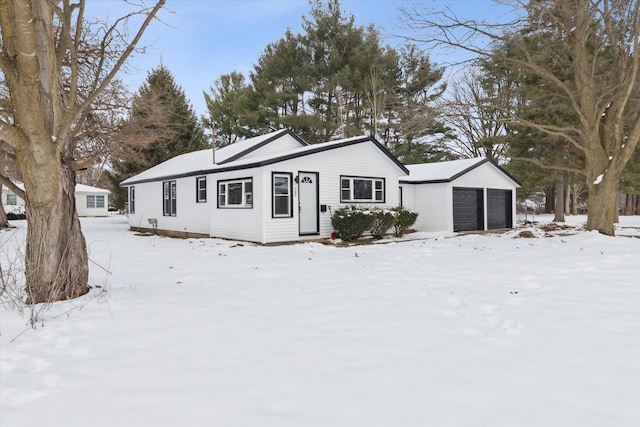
[298,171,319,235]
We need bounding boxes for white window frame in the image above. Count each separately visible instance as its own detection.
[6,193,17,206]
[86,195,96,208]
[96,195,105,208]
[340,176,385,203]
[196,176,207,203]
[272,172,292,218]
[218,178,253,208]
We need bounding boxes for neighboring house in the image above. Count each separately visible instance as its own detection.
[120,129,409,243]
[2,182,111,217]
[399,157,521,233]
[75,184,111,217]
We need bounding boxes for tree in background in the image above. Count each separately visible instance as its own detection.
[386,44,453,164]
[203,71,254,147]
[204,0,449,158]
[403,0,640,235]
[0,0,165,303]
[108,65,208,210]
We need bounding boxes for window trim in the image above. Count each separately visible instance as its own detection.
[163,180,177,216]
[196,176,207,203]
[272,172,293,218]
[86,195,96,209]
[129,186,135,214]
[217,177,253,209]
[340,175,386,203]
[6,193,17,206]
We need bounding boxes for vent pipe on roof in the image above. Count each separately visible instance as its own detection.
[211,127,216,164]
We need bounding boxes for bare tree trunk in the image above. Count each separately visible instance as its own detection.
[624,194,634,216]
[585,174,618,235]
[0,185,8,228]
[571,185,579,215]
[636,194,640,216]
[554,174,565,222]
[544,186,555,213]
[564,182,571,215]
[23,159,88,303]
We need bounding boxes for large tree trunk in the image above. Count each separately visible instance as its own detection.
[585,173,618,236]
[22,159,88,304]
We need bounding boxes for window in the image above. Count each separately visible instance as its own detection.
[86,195,105,209]
[272,173,292,217]
[340,176,385,203]
[218,178,252,208]
[163,181,177,216]
[6,194,16,206]
[129,186,135,214]
[96,195,105,208]
[196,177,207,203]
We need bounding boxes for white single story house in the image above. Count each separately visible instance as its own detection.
[75,184,111,217]
[120,129,409,243]
[2,182,111,217]
[400,157,521,233]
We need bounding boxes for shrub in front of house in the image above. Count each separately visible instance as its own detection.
[370,208,396,239]
[391,206,418,237]
[331,205,375,242]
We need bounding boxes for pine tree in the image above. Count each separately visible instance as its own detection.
[108,64,208,210]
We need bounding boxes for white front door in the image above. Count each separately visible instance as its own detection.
[298,171,319,235]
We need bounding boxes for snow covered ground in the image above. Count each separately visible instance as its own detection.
[1,215,639,427]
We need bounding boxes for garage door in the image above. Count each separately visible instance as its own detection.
[453,188,484,232]
[487,189,512,229]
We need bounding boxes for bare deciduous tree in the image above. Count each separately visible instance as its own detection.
[0,0,165,303]
[402,0,640,235]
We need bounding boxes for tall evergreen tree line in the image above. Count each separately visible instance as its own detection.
[203,0,453,163]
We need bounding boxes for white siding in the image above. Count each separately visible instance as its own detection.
[76,192,109,217]
[127,176,211,235]
[260,142,405,243]
[401,183,450,232]
[234,134,305,161]
[2,188,26,207]
[403,162,519,233]
[452,162,517,189]
[210,171,265,242]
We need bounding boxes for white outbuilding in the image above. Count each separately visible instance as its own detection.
[120,129,409,243]
[75,184,111,217]
[400,157,521,233]
[2,182,110,217]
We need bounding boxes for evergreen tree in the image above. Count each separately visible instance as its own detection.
[204,71,255,147]
[108,65,208,210]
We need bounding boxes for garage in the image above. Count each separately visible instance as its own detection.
[453,188,484,232]
[487,188,513,229]
[399,157,521,233]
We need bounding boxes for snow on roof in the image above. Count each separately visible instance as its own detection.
[75,184,111,194]
[121,133,407,186]
[121,129,298,186]
[401,157,489,182]
[3,181,110,194]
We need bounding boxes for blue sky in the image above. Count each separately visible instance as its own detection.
[90,0,517,117]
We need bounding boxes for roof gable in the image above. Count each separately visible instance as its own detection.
[121,129,307,186]
[121,134,408,186]
[401,157,521,186]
